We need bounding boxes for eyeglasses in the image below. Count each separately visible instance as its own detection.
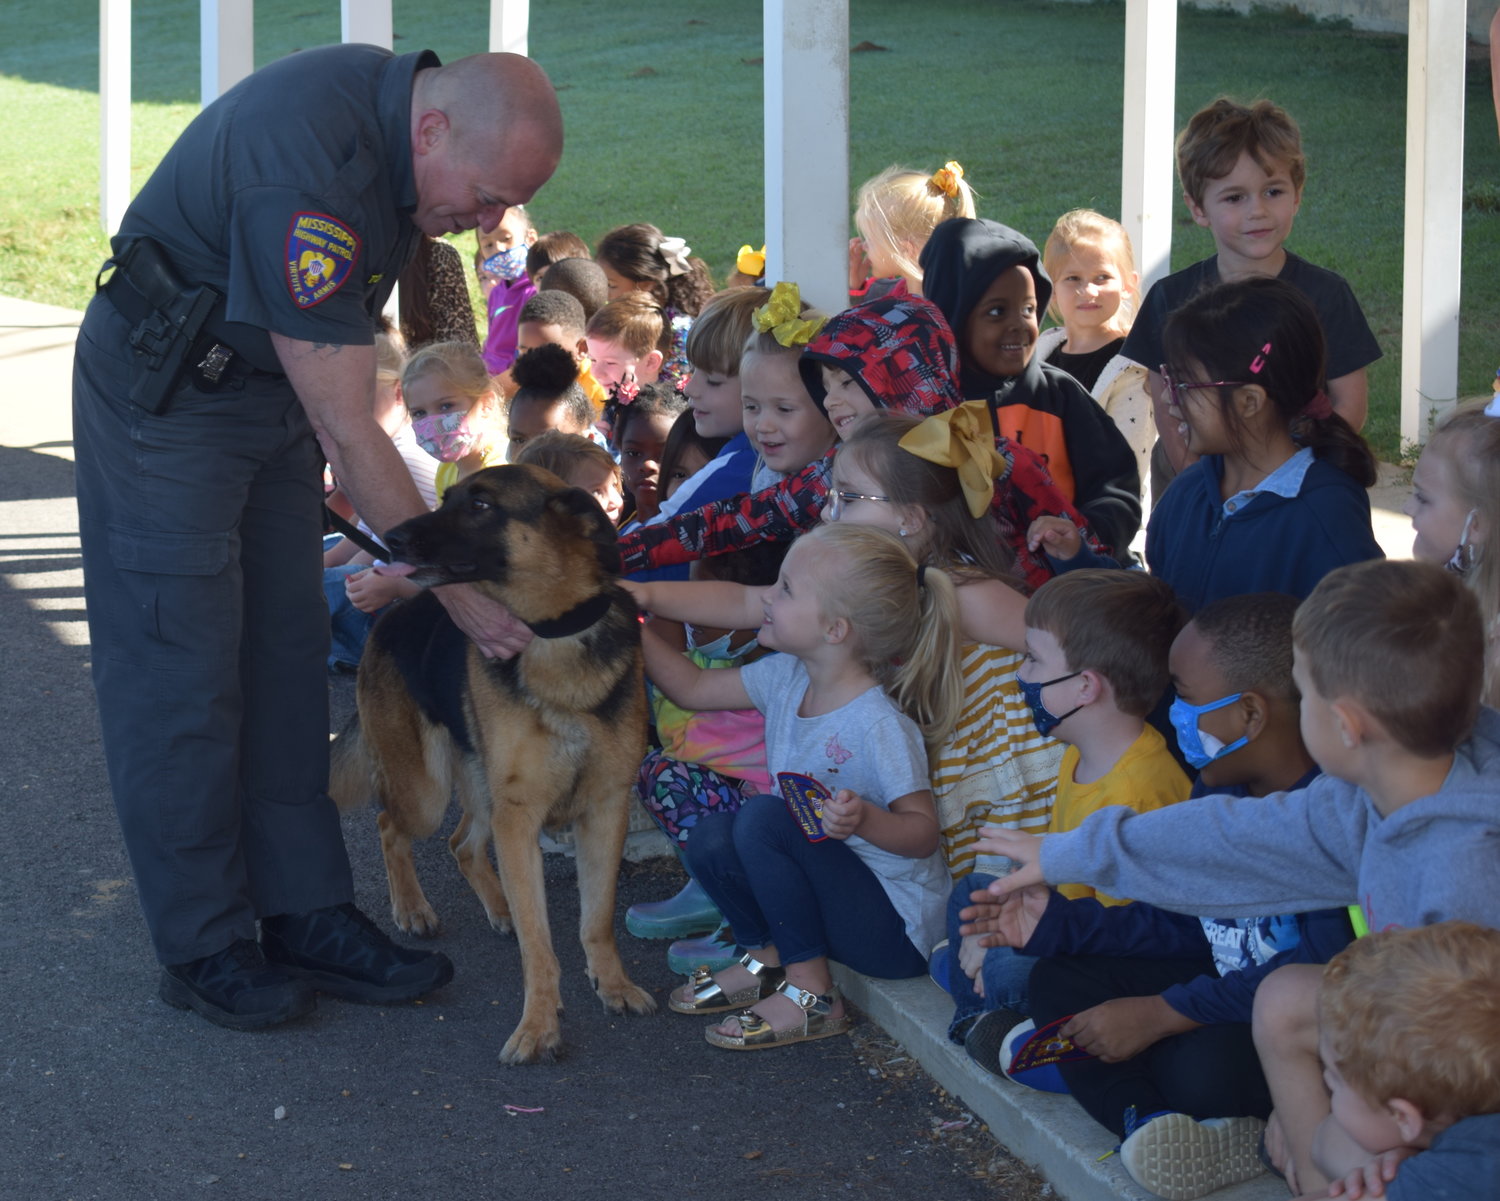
[1159,364,1253,411]
[823,488,891,522]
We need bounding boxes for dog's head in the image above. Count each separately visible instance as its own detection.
[381,465,622,619]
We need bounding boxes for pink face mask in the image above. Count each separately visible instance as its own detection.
[412,410,487,462]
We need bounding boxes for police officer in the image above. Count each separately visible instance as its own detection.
[72,47,561,1030]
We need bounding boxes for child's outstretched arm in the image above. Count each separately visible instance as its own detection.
[639,622,753,712]
[821,788,940,859]
[621,578,766,632]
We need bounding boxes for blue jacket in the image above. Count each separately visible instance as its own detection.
[1145,454,1383,612]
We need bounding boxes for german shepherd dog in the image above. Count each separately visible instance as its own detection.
[330,464,656,1063]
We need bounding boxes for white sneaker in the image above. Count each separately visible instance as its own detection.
[1119,1111,1267,1201]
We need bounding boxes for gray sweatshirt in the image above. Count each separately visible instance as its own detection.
[1042,707,1500,930]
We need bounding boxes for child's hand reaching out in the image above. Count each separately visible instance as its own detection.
[346,567,418,614]
[820,789,868,841]
[1026,515,1083,562]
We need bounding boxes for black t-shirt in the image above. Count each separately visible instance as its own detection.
[119,44,433,369]
[1121,253,1382,381]
[1045,337,1124,392]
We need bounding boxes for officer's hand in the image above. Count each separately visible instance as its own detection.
[434,583,534,659]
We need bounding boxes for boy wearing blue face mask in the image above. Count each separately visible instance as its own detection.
[939,570,1188,1051]
[478,206,539,375]
[978,593,1354,1201]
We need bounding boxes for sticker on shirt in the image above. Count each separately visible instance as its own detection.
[285,212,361,308]
[777,772,831,843]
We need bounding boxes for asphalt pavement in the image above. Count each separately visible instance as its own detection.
[0,297,1016,1201]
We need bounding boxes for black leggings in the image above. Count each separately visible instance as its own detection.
[1029,954,1272,1139]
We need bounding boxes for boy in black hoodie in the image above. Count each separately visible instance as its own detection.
[921,218,1142,558]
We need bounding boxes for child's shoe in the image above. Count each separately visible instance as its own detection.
[962,1007,1030,1078]
[927,939,951,990]
[1118,1109,1266,1201]
[625,879,721,939]
[667,924,738,975]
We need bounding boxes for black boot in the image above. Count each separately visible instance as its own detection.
[159,938,317,1031]
[261,903,454,1004]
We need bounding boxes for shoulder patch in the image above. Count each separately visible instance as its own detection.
[285,212,361,308]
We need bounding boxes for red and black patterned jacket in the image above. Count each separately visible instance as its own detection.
[618,291,1107,592]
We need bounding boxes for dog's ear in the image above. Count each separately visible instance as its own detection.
[547,487,623,575]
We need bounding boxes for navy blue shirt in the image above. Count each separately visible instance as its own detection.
[120,44,435,370]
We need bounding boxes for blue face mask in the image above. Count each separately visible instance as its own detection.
[1015,670,1083,738]
[1169,693,1249,770]
[480,245,529,284]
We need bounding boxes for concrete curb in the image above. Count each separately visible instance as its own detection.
[832,966,1288,1201]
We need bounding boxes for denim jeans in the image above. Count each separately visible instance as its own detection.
[682,794,928,979]
[942,872,1037,1040]
[324,561,377,670]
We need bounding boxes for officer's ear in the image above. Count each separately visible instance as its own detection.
[413,109,450,155]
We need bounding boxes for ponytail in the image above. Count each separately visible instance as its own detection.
[1291,410,1377,488]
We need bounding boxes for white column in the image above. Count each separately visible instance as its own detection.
[1119,0,1177,297]
[342,0,392,49]
[763,0,849,312]
[489,0,529,56]
[200,0,254,107]
[100,0,131,236]
[1400,0,1466,446]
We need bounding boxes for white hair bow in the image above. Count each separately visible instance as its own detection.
[657,235,692,277]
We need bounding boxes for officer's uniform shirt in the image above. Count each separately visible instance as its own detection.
[119,44,435,372]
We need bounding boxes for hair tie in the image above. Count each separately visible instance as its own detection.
[657,235,692,277]
[916,563,928,589]
[751,281,827,348]
[928,161,965,200]
[1303,389,1333,421]
[898,400,1013,518]
[736,244,766,278]
[616,372,640,406]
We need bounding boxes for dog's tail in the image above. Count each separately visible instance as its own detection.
[328,710,375,813]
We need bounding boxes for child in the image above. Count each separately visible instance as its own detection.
[510,290,608,411]
[612,382,687,527]
[995,594,1352,1201]
[962,559,1500,1194]
[850,161,977,299]
[1037,210,1153,505]
[1403,397,1500,705]
[1309,922,1500,1201]
[738,282,836,491]
[657,410,727,508]
[596,223,715,385]
[535,256,609,324]
[523,230,590,286]
[402,340,505,499]
[620,291,1105,594]
[504,343,598,464]
[585,292,673,436]
[630,523,964,1049]
[477,206,538,375]
[513,431,625,526]
[1120,97,1381,496]
[920,216,1143,559]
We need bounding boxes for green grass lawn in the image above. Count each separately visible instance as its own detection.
[3,0,1497,459]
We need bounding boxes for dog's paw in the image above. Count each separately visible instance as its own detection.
[498,1022,563,1065]
[484,912,515,937]
[597,980,657,1017]
[392,902,442,938]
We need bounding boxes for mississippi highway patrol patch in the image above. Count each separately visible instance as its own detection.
[285,212,360,308]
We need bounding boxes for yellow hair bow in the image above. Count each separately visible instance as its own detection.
[928,160,965,200]
[736,244,766,278]
[752,280,826,349]
[898,400,1011,518]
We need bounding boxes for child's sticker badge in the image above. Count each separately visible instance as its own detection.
[1006,1015,1095,1075]
[285,212,361,308]
[777,772,832,843]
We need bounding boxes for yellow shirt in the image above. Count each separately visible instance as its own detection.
[434,439,507,500]
[1048,723,1190,906]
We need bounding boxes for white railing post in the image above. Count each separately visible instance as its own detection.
[763,0,849,312]
[1119,0,1177,297]
[489,0,530,56]
[200,0,254,107]
[100,0,131,236]
[342,0,392,49]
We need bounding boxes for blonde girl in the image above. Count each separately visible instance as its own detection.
[402,340,504,499]
[1404,397,1500,704]
[1038,210,1153,505]
[850,160,977,298]
[627,523,962,1050]
[740,282,836,491]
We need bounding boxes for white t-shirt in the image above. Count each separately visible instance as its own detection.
[740,652,948,954]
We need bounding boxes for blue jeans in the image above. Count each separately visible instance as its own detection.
[683,794,928,979]
[942,872,1037,1040]
[324,561,378,669]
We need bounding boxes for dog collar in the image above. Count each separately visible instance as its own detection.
[523,592,614,640]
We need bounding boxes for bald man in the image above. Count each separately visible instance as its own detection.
[72,46,562,1031]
